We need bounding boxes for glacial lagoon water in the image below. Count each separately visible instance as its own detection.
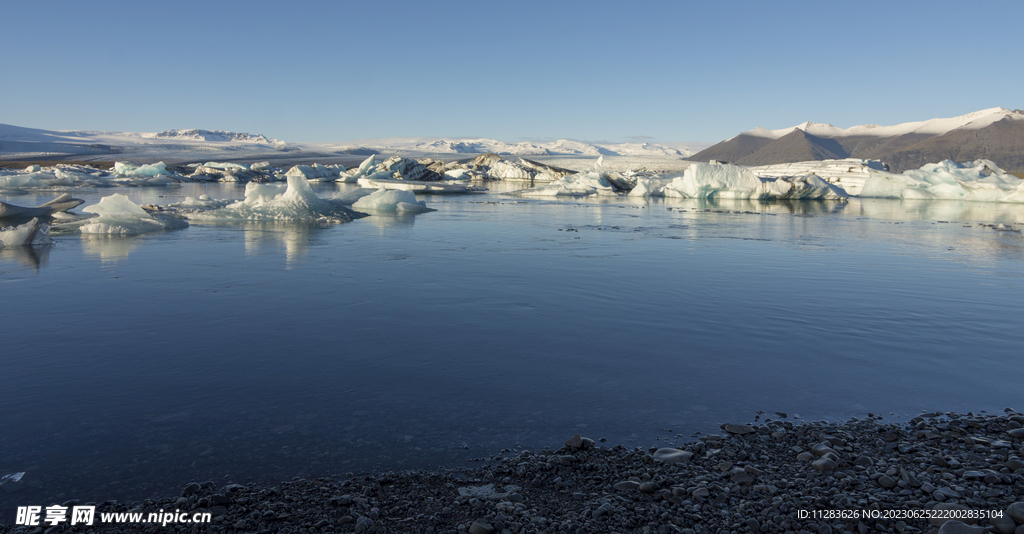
[2,183,1023,516]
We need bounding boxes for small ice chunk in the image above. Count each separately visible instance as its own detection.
[0,472,25,485]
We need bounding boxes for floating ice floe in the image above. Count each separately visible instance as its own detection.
[0,218,53,247]
[513,156,621,197]
[79,194,188,235]
[628,163,847,200]
[0,193,85,219]
[188,175,364,223]
[351,189,435,212]
[859,159,1024,202]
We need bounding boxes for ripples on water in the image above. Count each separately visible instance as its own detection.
[1,183,1023,512]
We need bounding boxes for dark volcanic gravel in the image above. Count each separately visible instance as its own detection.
[3,410,1023,534]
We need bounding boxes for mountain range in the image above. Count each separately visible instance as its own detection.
[688,107,1024,173]
[0,124,706,164]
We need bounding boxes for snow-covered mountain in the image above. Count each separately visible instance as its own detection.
[690,107,1024,173]
[371,137,694,157]
[741,107,1020,140]
[0,124,700,163]
[146,129,284,145]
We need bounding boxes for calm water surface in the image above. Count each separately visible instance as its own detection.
[1,183,1023,515]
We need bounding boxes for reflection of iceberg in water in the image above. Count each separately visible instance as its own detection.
[242,223,319,265]
[0,244,51,270]
[652,196,849,216]
[851,198,1024,224]
[81,235,145,262]
[363,211,421,231]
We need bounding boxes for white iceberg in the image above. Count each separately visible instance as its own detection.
[629,163,847,200]
[114,161,171,177]
[80,194,188,235]
[189,175,362,223]
[351,188,434,212]
[202,162,249,171]
[860,159,1024,201]
[1,218,53,247]
[336,155,377,183]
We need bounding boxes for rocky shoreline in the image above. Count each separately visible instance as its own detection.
[3,410,1023,534]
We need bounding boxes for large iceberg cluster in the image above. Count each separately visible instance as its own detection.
[859,159,1024,201]
[746,159,887,196]
[628,163,847,200]
[79,194,188,235]
[188,175,363,223]
[513,157,625,197]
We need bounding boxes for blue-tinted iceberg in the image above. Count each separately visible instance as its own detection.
[860,160,1024,201]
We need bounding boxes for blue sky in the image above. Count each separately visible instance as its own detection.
[2,0,1021,143]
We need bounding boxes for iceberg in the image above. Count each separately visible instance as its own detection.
[351,189,434,212]
[286,163,342,182]
[628,163,847,200]
[0,218,53,247]
[0,169,73,188]
[336,155,378,183]
[859,159,1024,202]
[189,175,364,223]
[513,156,619,197]
[80,194,188,235]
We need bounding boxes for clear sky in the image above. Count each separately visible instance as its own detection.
[3,0,1021,144]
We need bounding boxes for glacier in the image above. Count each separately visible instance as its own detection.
[859,159,1024,201]
[79,194,188,235]
[188,175,364,223]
